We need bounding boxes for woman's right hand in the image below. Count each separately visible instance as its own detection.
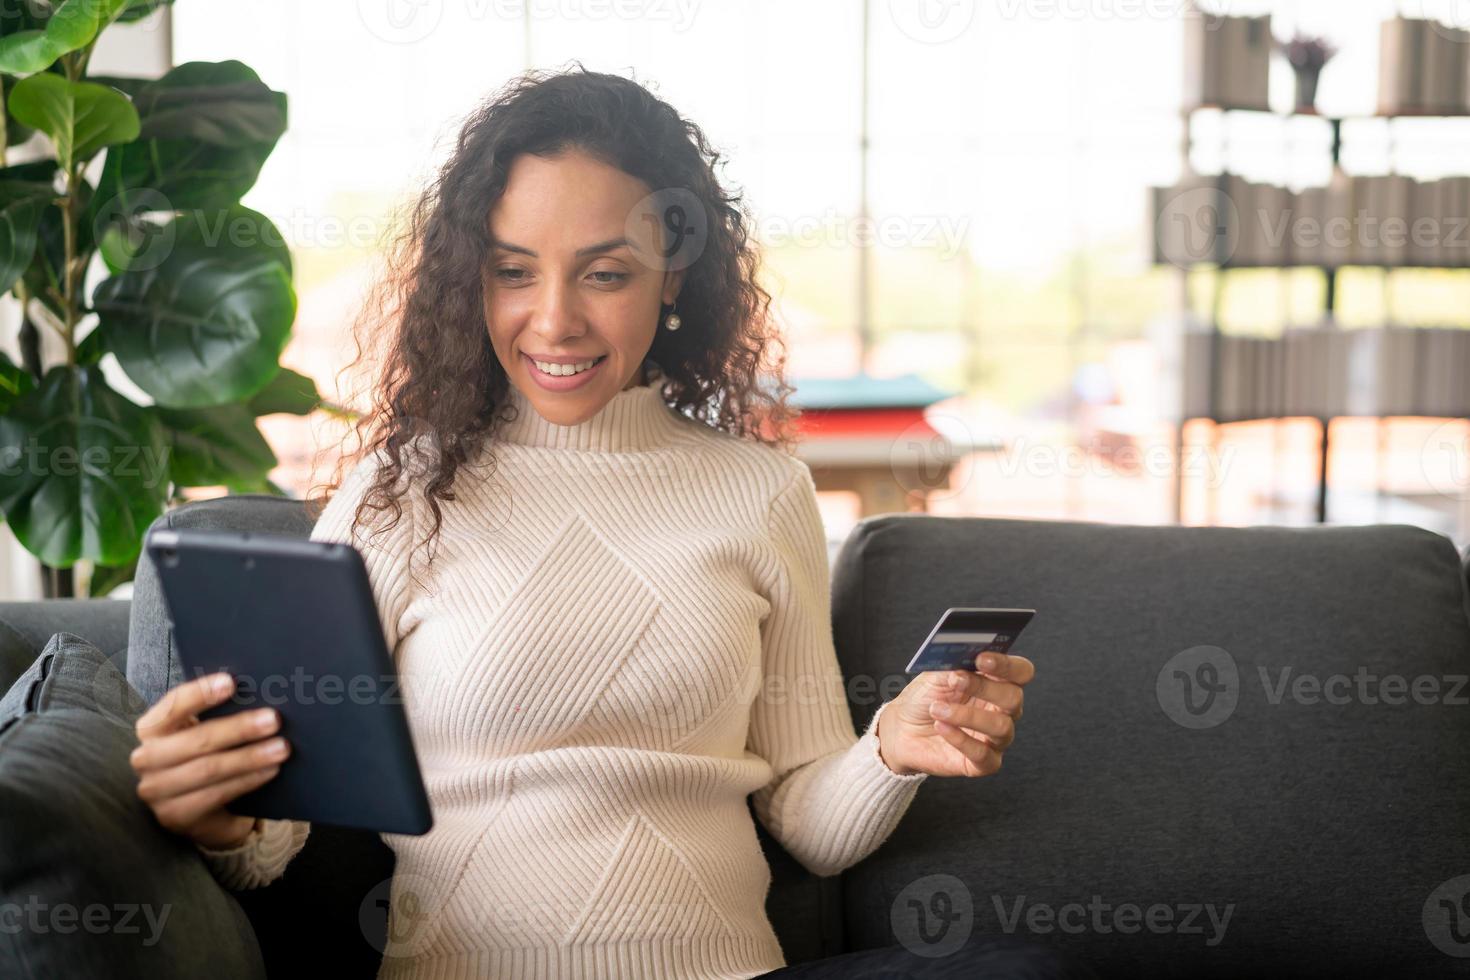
[129,671,292,850]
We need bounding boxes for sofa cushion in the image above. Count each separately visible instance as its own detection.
[0,632,266,978]
[830,516,1470,978]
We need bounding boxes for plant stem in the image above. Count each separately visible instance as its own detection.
[56,39,100,366]
[60,168,76,365]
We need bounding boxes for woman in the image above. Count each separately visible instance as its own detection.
[129,66,1088,980]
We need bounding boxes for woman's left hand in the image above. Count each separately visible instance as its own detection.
[875,652,1034,778]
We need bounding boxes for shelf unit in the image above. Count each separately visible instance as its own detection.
[1161,105,1470,525]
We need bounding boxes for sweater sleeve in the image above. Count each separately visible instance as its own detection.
[194,448,419,889]
[195,817,311,891]
[746,461,927,878]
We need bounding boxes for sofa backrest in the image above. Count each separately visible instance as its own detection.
[828,515,1470,977]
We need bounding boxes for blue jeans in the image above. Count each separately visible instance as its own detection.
[753,935,1099,979]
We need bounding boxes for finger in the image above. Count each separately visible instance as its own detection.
[930,672,1024,717]
[931,719,1003,776]
[929,699,1016,750]
[981,698,1024,722]
[151,766,281,835]
[135,672,236,741]
[133,707,280,773]
[136,736,291,803]
[975,653,1035,687]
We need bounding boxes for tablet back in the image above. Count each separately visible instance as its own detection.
[145,527,433,835]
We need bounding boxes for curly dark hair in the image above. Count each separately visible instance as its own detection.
[312,63,800,564]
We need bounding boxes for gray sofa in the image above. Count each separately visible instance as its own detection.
[3,493,1470,978]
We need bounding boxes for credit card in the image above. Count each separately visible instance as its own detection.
[904,607,1036,674]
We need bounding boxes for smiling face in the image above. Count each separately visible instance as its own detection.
[482,149,683,425]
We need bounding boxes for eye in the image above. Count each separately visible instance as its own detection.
[494,267,527,283]
[588,270,628,285]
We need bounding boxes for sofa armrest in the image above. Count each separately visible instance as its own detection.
[0,598,132,693]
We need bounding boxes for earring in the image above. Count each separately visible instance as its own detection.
[664,304,682,331]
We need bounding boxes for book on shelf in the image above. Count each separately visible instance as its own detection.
[1154,173,1470,268]
[1380,17,1470,115]
[1182,325,1213,420]
[1182,325,1470,421]
[1184,10,1271,111]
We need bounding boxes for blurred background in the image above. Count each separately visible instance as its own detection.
[3,0,1469,596]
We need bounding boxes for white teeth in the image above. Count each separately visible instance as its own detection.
[532,357,600,377]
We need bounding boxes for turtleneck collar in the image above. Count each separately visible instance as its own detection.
[498,362,682,453]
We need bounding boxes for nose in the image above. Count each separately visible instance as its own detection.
[527,274,587,344]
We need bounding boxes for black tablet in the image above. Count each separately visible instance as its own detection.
[144,526,433,836]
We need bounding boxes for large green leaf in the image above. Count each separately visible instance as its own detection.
[0,364,168,567]
[0,0,131,75]
[0,348,34,411]
[0,178,53,292]
[9,72,140,171]
[89,61,285,217]
[133,61,287,145]
[94,210,297,408]
[157,400,276,487]
[247,365,320,416]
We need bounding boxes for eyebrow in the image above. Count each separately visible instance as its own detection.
[490,237,634,258]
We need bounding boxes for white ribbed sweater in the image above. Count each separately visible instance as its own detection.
[196,375,928,979]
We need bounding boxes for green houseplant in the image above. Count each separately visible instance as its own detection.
[0,0,333,597]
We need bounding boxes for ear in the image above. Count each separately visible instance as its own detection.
[662,268,685,306]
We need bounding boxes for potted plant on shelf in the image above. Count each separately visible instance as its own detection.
[1280,33,1338,115]
[0,0,341,597]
